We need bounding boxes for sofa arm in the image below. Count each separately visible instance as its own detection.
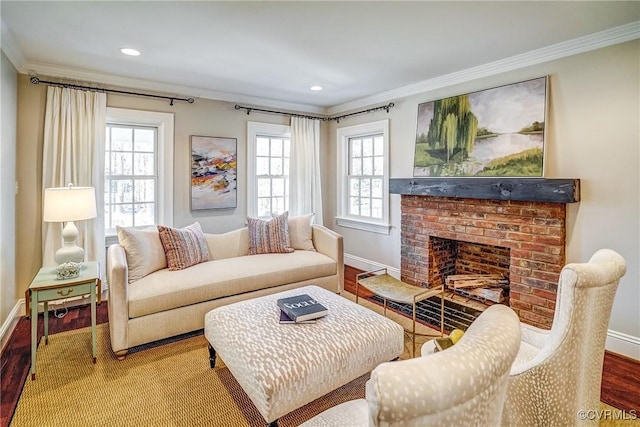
[107,244,130,358]
[312,225,344,293]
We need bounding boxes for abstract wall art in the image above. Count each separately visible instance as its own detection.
[191,135,237,210]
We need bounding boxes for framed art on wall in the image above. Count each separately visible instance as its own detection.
[191,135,237,210]
[414,76,547,177]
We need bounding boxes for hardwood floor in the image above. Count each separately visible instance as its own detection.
[1,269,638,426]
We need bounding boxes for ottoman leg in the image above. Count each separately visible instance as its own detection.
[208,344,217,368]
[267,421,278,427]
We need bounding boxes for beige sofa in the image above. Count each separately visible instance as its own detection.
[107,224,343,359]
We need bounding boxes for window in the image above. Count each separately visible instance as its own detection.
[104,108,174,237]
[105,125,157,231]
[336,119,390,234]
[247,122,291,218]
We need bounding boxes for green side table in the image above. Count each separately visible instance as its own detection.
[26,261,101,380]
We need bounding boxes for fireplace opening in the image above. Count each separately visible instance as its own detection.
[390,238,512,333]
[430,237,511,306]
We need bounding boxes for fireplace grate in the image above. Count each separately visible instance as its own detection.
[368,294,483,332]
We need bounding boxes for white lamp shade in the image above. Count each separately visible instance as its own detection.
[43,186,97,222]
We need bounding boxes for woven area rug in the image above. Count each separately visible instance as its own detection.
[10,324,370,427]
[9,294,437,427]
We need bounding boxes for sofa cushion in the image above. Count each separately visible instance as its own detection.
[248,212,294,254]
[158,222,210,270]
[288,213,316,251]
[205,228,250,260]
[127,251,337,318]
[116,226,167,283]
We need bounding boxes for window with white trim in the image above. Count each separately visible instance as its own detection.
[105,108,174,237]
[336,119,390,234]
[247,122,291,218]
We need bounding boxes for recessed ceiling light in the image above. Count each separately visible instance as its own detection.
[120,48,140,56]
[310,85,323,91]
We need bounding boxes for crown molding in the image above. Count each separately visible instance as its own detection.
[9,20,639,116]
[22,62,327,115]
[0,18,26,70]
[327,20,640,116]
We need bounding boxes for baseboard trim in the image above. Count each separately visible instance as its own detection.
[0,299,24,353]
[606,329,640,361]
[344,254,640,361]
[344,253,400,279]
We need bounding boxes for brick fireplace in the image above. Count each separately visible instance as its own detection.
[400,195,567,329]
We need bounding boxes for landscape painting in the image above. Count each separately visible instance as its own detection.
[191,136,237,210]
[414,76,547,177]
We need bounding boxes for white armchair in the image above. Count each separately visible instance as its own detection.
[502,249,627,426]
[300,304,522,427]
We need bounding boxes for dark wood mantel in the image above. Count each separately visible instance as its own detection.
[389,178,580,204]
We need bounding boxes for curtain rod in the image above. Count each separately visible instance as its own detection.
[29,76,195,106]
[234,102,395,123]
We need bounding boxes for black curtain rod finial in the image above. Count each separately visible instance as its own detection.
[29,74,195,106]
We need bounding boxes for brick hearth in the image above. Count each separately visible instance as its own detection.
[401,195,566,329]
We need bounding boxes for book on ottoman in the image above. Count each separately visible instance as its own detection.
[279,310,317,324]
[277,294,328,322]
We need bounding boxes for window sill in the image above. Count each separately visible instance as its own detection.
[335,217,391,235]
[105,234,119,247]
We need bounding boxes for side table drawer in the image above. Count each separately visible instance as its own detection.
[36,282,94,302]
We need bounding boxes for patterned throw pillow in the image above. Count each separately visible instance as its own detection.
[248,212,295,255]
[157,222,210,270]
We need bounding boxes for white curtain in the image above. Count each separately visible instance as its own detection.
[289,117,323,225]
[42,87,106,267]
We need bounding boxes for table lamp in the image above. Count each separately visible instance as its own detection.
[43,184,97,264]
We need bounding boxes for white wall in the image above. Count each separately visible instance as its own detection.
[1,50,17,331]
[329,40,640,358]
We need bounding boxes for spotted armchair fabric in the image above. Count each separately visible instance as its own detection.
[502,249,627,427]
[300,304,522,427]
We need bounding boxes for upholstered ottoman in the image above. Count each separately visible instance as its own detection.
[204,285,404,426]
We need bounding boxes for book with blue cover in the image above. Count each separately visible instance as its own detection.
[277,294,328,323]
[279,310,317,324]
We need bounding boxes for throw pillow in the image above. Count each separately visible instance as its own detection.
[288,213,316,251]
[116,226,167,283]
[157,222,210,271]
[248,211,295,255]
[205,228,250,260]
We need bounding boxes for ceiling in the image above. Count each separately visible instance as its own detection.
[2,1,639,113]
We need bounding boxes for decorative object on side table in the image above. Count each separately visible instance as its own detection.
[43,183,97,264]
[55,262,80,280]
[434,328,465,352]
